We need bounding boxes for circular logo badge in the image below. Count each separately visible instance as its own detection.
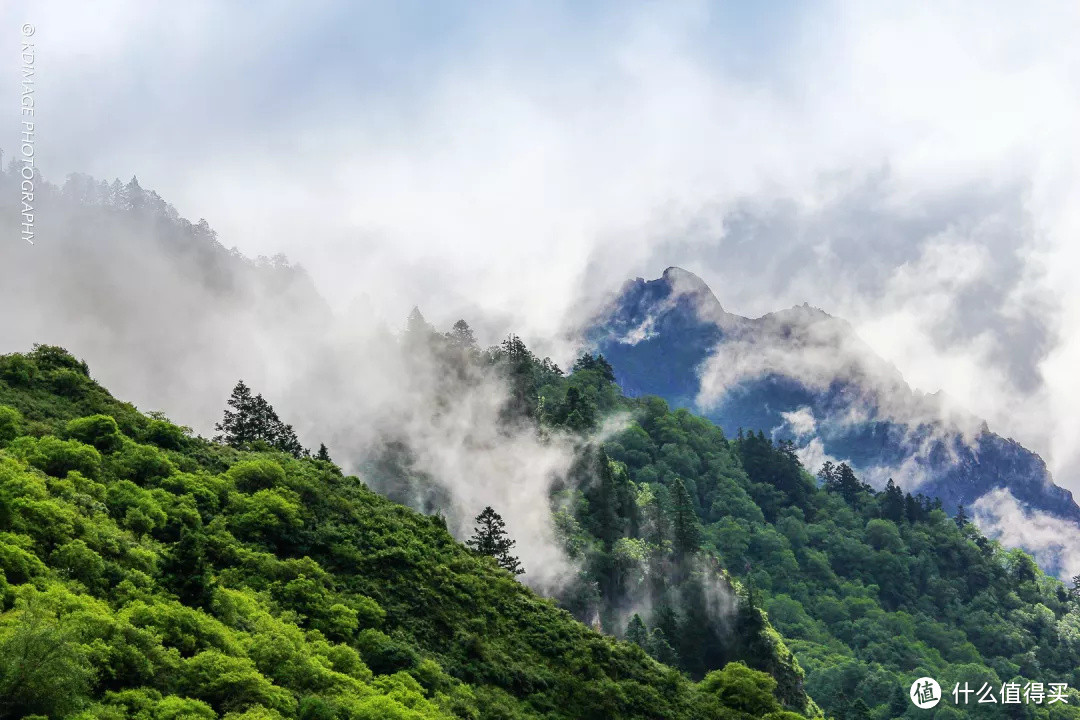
[910,677,942,709]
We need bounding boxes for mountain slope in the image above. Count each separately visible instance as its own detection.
[455,333,1080,719]
[0,345,806,720]
[587,267,1080,532]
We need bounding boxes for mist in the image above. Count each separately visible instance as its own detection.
[2,0,1079,585]
[4,1,1076,495]
[0,170,591,595]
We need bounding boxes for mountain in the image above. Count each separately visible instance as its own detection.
[7,169,1080,719]
[588,267,1080,532]
[0,345,812,720]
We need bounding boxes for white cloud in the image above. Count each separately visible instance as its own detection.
[2,0,1079,495]
[972,488,1080,579]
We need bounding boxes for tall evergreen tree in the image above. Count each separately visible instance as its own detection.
[671,477,701,557]
[466,506,524,575]
[447,319,477,350]
[215,380,305,458]
[588,452,622,549]
[215,380,258,446]
[880,478,905,522]
[315,443,332,462]
[625,614,649,650]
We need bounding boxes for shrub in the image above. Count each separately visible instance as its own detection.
[65,414,124,454]
[0,354,36,386]
[146,419,187,450]
[29,345,89,375]
[9,436,102,479]
[0,406,22,445]
[0,604,93,717]
[700,661,781,717]
[51,539,106,591]
[117,443,176,483]
[355,629,420,675]
[227,460,286,494]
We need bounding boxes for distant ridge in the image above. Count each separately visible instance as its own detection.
[589,267,1080,540]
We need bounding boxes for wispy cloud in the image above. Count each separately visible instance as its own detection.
[972,488,1080,579]
[2,1,1078,496]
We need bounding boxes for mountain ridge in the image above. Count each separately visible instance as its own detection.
[588,267,1080,537]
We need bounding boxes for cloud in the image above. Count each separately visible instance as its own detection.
[778,407,816,440]
[972,488,1080,579]
[2,2,1079,495]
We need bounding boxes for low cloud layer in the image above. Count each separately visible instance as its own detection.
[2,3,1078,534]
[972,488,1080,579]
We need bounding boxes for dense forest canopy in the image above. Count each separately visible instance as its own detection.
[0,344,815,720]
[2,318,1080,719]
[363,320,1080,719]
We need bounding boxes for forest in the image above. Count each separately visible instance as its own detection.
[0,344,812,719]
[1,327,1079,719]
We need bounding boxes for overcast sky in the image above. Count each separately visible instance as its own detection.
[4,1,1080,489]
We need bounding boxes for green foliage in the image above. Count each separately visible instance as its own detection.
[66,414,124,453]
[0,598,93,719]
[215,381,305,458]
[0,346,790,720]
[466,505,524,575]
[0,407,21,446]
[9,434,102,478]
[228,459,287,493]
[14,332,1076,719]
[145,417,188,450]
[700,661,782,716]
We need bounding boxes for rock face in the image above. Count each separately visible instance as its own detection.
[589,267,1080,524]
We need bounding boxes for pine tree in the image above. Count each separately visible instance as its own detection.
[881,478,905,523]
[594,354,616,383]
[625,614,649,649]
[589,453,622,549]
[954,504,969,529]
[215,380,305,458]
[215,380,258,446]
[671,478,701,557]
[466,506,524,575]
[315,443,332,462]
[406,306,429,336]
[846,697,872,720]
[447,319,477,350]
[647,627,679,666]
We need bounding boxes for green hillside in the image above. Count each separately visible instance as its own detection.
[5,331,1080,720]
[0,345,809,720]
[514,348,1080,720]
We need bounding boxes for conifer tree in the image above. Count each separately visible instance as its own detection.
[647,627,679,666]
[215,380,305,458]
[671,477,701,556]
[881,478,905,522]
[447,319,477,350]
[315,443,332,462]
[215,380,258,446]
[625,614,649,649]
[466,506,524,575]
